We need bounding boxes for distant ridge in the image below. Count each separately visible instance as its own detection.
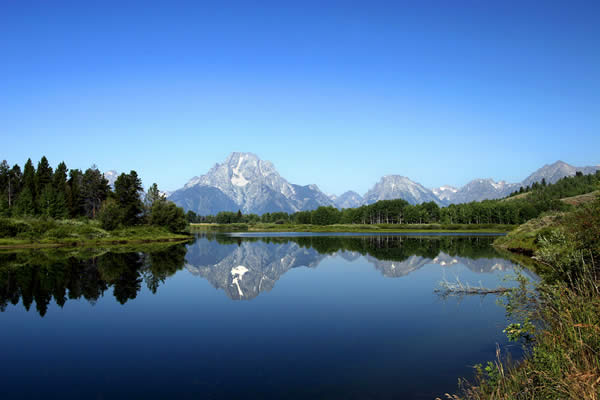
[435,161,600,204]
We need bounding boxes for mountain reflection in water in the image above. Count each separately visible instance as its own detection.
[0,234,522,315]
[186,234,521,300]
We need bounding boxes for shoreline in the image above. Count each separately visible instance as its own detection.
[190,223,515,234]
[0,235,192,250]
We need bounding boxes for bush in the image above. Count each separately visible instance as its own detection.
[0,218,30,238]
[149,200,187,233]
[98,199,124,231]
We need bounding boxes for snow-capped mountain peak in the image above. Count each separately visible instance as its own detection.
[169,152,333,214]
[364,175,443,205]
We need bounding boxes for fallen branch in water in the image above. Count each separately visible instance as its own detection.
[434,278,512,296]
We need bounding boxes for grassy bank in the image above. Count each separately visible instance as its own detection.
[0,217,191,249]
[189,222,516,234]
[492,212,566,255]
[445,196,600,399]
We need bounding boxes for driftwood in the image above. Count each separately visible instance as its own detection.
[434,278,512,297]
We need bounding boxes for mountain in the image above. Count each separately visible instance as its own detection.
[168,152,334,215]
[331,191,363,209]
[103,170,118,187]
[363,175,444,206]
[432,185,458,202]
[521,160,600,187]
[440,179,518,204]
[437,161,599,204]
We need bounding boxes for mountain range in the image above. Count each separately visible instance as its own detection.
[106,153,599,215]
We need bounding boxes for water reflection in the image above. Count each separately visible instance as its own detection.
[0,244,187,316]
[0,234,522,314]
[186,234,520,300]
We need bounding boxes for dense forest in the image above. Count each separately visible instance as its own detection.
[190,171,600,226]
[0,156,187,233]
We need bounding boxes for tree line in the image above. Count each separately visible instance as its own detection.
[0,156,186,232]
[189,170,600,226]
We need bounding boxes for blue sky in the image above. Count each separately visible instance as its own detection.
[1,1,599,195]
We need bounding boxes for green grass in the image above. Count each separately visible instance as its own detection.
[0,217,191,249]
[189,222,516,234]
[492,212,566,255]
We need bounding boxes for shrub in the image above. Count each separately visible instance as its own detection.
[0,218,30,238]
[149,200,187,233]
[98,199,124,231]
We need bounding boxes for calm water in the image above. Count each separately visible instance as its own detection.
[0,234,527,399]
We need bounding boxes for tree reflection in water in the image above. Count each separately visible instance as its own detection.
[0,244,187,316]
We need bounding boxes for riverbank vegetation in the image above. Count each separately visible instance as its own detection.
[445,194,600,399]
[0,156,189,248]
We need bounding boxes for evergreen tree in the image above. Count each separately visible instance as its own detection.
[7,164,22,209]
[67,169,84,217]
[53,162,68,192]
[13,187,35,216]
[81,166,110,218]
[38,184,56,217]
[144,183,164,212]
[22,159,36,210]
[35,156,53,196]
[0,160,9,197]
[51,162,69,218]
[114,171,144,226]
[53,190,68,219]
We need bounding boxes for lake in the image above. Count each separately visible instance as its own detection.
[0,233,528,399]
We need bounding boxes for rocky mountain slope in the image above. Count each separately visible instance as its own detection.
[168,152,334,215]
[330,191,364,209]
[363,175,444,205]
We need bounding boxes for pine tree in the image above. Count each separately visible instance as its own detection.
[52,161,69,218]
[0,160,9,197]
[38,184,55,217]
[36,156,53,196]
[67,169,84,217]
[22,159,36,210]
[144,183,164,211]
[114,171,144,226]
[53,190,68,219]
[81,166,109,218]
[7,164,22,209]
[14,187,35,216]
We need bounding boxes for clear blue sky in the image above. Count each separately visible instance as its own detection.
[2,1,599,195]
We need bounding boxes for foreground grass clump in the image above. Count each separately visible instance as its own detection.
[444,196,600,400]
[448,279,600,400]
